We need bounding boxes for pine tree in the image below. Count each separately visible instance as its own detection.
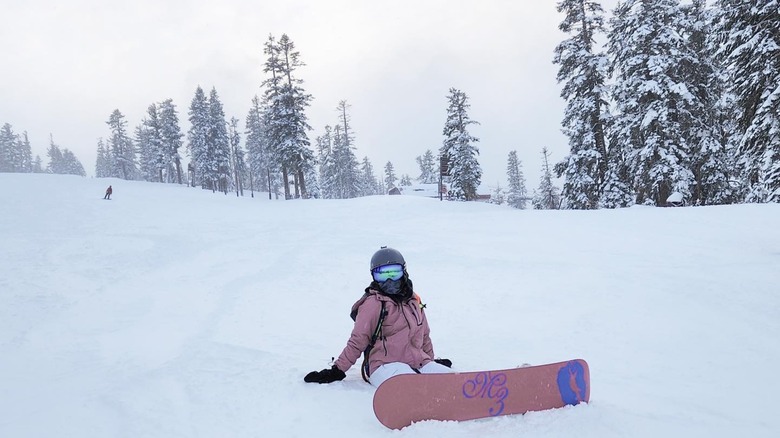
[229,117,247,196]
[330,101,361,198]
[554,0,611,209]
[0,123,16,172]
[608,0,696,206]
[246,95,277,198]
[158,99,184,184]
[384,161,397,192]
[46,135,64,174]
[207,87,232,194]
[187,86,210,189]
[506,150,528,209]
[106,109,137,180]
[416,150,437,184]
[359,156,382,196]
[441,88,482,201]
[95,138,110,177]
[261,34,315,199]
[135,122,155,182]
[715,0,780,202]
[682,0,737,205]
[142,103,166,182]
[532,147,562,209]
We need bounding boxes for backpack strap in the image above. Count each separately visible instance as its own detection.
[360,300,387,383]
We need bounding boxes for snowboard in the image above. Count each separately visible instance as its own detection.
[372,359,589,429]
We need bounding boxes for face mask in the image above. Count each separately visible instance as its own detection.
[378,278,403,296]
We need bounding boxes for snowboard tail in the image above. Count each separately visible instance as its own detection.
[372,359,589,429]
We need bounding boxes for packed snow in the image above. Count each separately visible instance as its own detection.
[1,173,778,438]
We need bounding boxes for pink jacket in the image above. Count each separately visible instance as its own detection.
[334,289,435,376]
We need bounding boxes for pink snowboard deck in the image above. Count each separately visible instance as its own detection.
[373,359,589,429]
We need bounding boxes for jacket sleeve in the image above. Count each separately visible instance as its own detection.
[334,297,380,372]
[421,307,435,359]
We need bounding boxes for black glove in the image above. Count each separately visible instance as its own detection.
[304,365,346,384]
[434,358,452,368]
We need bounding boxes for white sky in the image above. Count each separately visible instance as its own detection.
[1,0,621,187]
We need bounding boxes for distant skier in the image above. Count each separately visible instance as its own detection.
[304,246,452,387]
[104,185,112,200]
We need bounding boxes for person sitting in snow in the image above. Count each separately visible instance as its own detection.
[104,185,112,200]
[304,246,453,386]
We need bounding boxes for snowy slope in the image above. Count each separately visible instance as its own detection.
[1,173,778,438]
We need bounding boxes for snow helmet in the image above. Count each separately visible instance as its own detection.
[370,246,406,270]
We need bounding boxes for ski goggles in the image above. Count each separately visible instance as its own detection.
[372,264,404,283]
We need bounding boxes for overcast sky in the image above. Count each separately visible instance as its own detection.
[1,0,621,189]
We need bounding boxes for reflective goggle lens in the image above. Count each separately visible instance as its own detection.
[372,264,404,282]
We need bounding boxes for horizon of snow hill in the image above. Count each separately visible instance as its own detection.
[1,173,779,438]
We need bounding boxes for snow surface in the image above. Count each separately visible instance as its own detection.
[1,173,779,438]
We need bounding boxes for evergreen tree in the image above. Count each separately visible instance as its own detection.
[135,121,156,182]
[316,125,336,199]
[95,138,110,178]
[158,99,184,184]
[31,155,43,173]
[46,136,85,176]
[359,156,381,196]
[506,150,528,209]
[331,101,361,198]
[608,0,698,206]
[62,149,86,176]
[715,0,780,202]
[207,87,232,194]
[261,34,315,199]
[682,0,737,205]
[0,123,16,172]
[143,103,166,182]
[46,136,64,174]
[246,95,277,198]
[532,147,562,209]
[106,109,137,180]
[229,117,247,196]
[554,0,611,209]
[441,88,482,201]
[400,175,412,186]
[187,86,210,189]
[384,161,397,192]
[415,149,437,184]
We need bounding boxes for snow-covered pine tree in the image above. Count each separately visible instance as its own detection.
[207,87,232,194]
[331,101,361,199]
[261,34,315,199]
[246,95,277,198]
[228,117,247,196]
[506,150,528,209]
[187,86,210,189]
[316,125,336,199]
[554,0,611,209]
[61,149,86,176]
[143,103,166,183]
[106,109,137,180]
[18,132,33,173]
[384,161,397,193]
[715,0,780,202]
[135,122,155,182]
[416,150,438,184]
[46,135,64,174]
[32,155,43,173]
[158,99,184,184]
[0,123,16,172]
[359,156,382,196]
[441,88,482,201]
[680,0,737,205]
[608,0,696,206]
[95,138,111,178]
[532,147,562,209]
[45,136,85,176]
[400,175,412,186]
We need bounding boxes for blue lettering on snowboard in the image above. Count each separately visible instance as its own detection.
[557,361,587,405]
[462,372,509,416]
